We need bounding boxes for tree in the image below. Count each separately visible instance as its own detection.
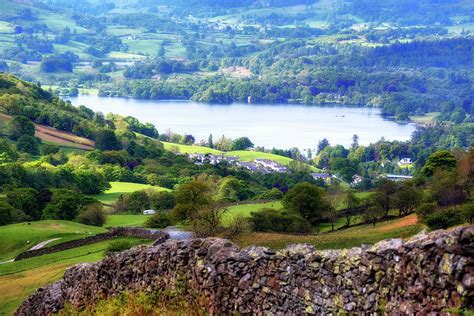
[6,188,41,220]
[42,190,93,220]
[317,138,329,154]
[126,191,151,214]
[77,203,107,227]
[41,143,60,155]
[372,179,397,217]
[214,135,232,151]
[218,177,250,202]
[172,180,212,221]
[0,201,17,226]
[208,133,214,148]
[342,191,359,226]
[8,116,35,140]
[421,150,457,177]
[148,190,175,210]
[351,134,359,150]
[0,139,18,163]
[182,134,195,145]
[95,128,121,151]
[282,182,330,225]
[231,137,254,150]
[144,211,172,228]
[393,183,422,216]
[73,169,110,195]
[17,135,39,155]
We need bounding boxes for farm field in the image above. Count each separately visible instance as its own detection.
[92,182,171,205]
[222,201,283,225]
[0,221,106,262]
[237,214,423,250]
[105,214,149,228]
[0,113,95,150]
[162,142,222,154]
[0,237,148,315]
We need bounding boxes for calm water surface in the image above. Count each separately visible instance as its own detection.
[67,95,417,150]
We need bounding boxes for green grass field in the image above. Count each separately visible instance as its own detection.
[105,215,149,228]
[162,142,222,154]
[162,142,318,170]
[0,221,106,262]
[222,201,283,225]
[92,182,171,205]
[0,237,148,315]
[237,214,423,250]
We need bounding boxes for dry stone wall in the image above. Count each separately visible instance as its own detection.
[15,227,169,261]
[16,225,474,315]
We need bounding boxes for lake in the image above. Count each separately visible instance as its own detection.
[67,95,417,150]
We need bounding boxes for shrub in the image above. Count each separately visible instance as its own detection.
[258,188,283,200]
[416,202,438,222]
[106,240,133,255]
[77,203,107,227]
[17,134,40,155]
[461,202,474,224]
[425,208,465,230]
[144,211,172,229]
[249,208,313,234]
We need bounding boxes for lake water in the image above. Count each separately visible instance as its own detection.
[67,95,417,150]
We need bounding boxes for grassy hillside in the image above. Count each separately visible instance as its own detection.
[162,142,318,170]
[92,182,171,205]
[162,142,222,154]
[237,214,423,250]
[222,201,283,225]
[0,237,148,315]
[105,214,149,228]
[0,221,106,262]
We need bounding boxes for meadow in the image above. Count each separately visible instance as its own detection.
[237,214,423,250]
[0,237,148,315]
[92,182,171,205]
[0,221,106,262]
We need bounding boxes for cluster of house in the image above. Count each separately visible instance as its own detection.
[188,154,289,173]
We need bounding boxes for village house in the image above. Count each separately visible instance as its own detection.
[398,158,412,166]
[254,159,289,173]
[311,172,333,184]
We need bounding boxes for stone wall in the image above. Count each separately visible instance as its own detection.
[16,225,474,315]
[15,227,169,261]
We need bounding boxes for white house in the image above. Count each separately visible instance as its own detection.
[398,158,412,166]
[143,210,156,215]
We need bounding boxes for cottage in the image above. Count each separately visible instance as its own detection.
[398,158,412,166]
[311,173,333,183]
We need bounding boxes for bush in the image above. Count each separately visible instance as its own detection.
[258,188,283,200]
[425,208,465,230]
[77,203,107,227]
[144,211,172,229]
[249,208,313,234]
[106,240,133,255]
[416,202,438,222]
[17,134,40,155]
[461,202,474,224]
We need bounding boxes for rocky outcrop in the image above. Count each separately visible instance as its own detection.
[15,227,169,261]
[16,225,474,315]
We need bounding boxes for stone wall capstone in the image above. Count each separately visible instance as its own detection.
[16,225,474,315]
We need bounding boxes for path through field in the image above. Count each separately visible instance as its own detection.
[29,238,62,251]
